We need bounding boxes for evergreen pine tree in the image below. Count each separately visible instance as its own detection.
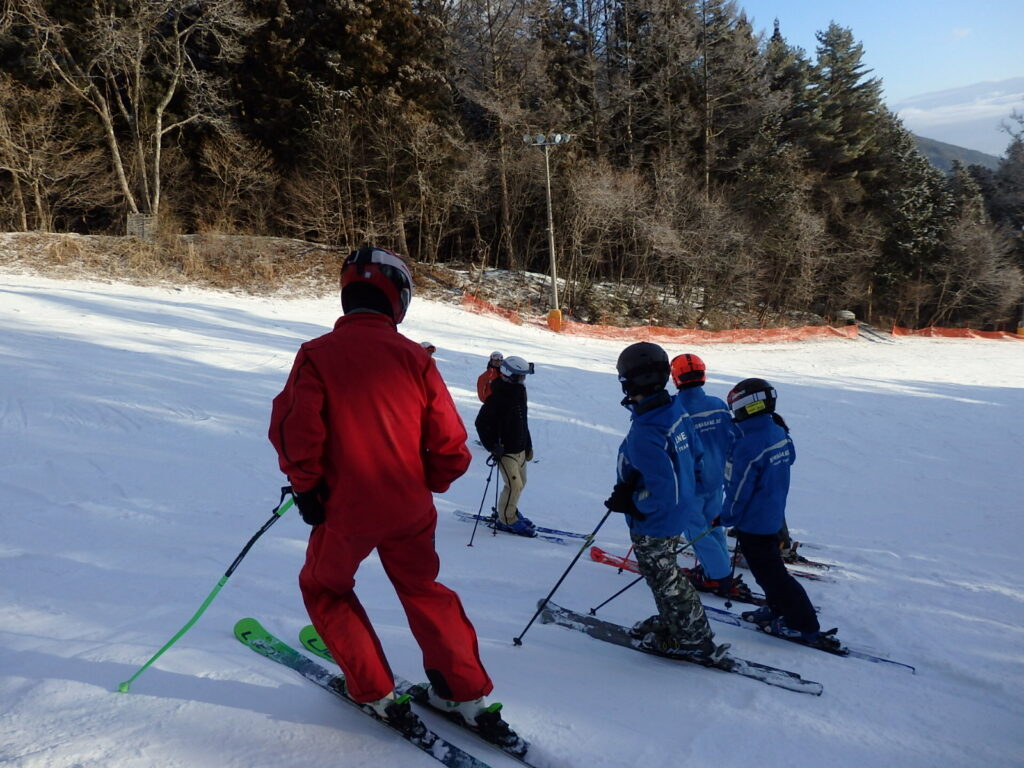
[807,23,885,180]
[605,0,700,168]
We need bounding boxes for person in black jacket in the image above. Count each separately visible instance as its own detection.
[474,355,536,536]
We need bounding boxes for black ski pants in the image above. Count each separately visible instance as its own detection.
[735,530,819,634]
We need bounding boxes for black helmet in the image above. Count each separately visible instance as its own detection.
[616,342,670,398]
[727,378,777,421]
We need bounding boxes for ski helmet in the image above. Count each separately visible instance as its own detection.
[340,247,413,323]
[670,353,707,389]
[727,378,777,421]
[616,342,670,398]
[500,355,534,381]
[488,351,504,367]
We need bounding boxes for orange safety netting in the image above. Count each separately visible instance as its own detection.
[461,294,858,343]
[892,326,1024,341]
[461,293,523,325]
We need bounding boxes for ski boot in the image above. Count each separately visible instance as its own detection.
[779,540,803,563]
[686,566,754,601]
[628,613,666,639]
[516,511,535,528]
[426,687,528,758]
[803,627,844,652]
[493,516,537,537]
[490,508,537,537]
[638,628,730,664]
[740,605,774,629]
[768,617,845,651]
[362,693,434,744]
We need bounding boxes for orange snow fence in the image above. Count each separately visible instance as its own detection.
[461,293,523,325]
[892,326,1024,341]
[557,320,858,344]
[461,294,858,343]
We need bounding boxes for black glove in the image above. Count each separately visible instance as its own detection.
[604,481,646,520]
[294,483,327,527]
[711,515,722,528]
[491,441,505,459]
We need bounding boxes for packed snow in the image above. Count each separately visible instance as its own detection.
[1,272,1022,768]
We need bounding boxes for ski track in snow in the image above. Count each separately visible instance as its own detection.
[1,272,1023,768]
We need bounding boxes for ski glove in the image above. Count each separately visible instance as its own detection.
[294,482,327,527]
[604,481,646,520]
[491,442,505,459]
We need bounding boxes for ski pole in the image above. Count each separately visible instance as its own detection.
[467,457,497,547]
[513,508,613,646]
[589,573,645,615]
[618,544,635,575]
[491,454,501,537]
[117,487,295,693]
[587,525,718,616]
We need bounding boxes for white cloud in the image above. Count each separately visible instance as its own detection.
[951,27,972,40]
[892,77,1024,154]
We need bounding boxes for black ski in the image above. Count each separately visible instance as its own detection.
[702,605,915,673]
[234,618,492,768]
[538,601,823,696]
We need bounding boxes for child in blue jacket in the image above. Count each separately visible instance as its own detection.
[719,378,839,650]
[670,354,751,600]
[604,343,723,661]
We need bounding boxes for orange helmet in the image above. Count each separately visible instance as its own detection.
[670,353,707,389]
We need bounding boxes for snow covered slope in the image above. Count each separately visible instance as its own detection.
[1,273,1022,768]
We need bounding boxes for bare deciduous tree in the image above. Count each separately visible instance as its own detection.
[12,0,258,224]
[0,74,115,231]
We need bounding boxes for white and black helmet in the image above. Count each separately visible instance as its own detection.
[727,378,777,422]
[500,355,534,380]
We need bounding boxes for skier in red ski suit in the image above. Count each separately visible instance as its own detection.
[269,248,515,743]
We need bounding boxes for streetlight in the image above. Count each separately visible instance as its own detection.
[523,132,572,331]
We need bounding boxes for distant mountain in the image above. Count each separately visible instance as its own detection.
[892,77,1024,156]
[913,135,1000,173]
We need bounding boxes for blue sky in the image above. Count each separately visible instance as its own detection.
[743,0,1023,102]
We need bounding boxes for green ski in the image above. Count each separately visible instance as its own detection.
[298,625,535,765]
[233,618,492,768]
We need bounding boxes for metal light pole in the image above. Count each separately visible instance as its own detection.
[524,132,572,331]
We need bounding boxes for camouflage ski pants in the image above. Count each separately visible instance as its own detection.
[631,533,713,646]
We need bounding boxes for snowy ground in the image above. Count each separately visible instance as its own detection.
[1,272,1022,768]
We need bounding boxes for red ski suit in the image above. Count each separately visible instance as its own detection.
[269,312,490,702]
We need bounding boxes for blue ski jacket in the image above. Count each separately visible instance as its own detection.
[616,390,704,539]
[720,413,795,534]
[675,386,733,498]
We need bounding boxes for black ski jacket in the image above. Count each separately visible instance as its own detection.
[475,378,532,456]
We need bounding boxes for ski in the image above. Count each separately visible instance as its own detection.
[538,601,822,695]
[727,527,825,552]
[730,544,837,571]
[454,510,587,539]
[590,545,832,583]
[233,618,493,768]
[701,605,916,673]
[298,625,539,767]
[452,510,575,544]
